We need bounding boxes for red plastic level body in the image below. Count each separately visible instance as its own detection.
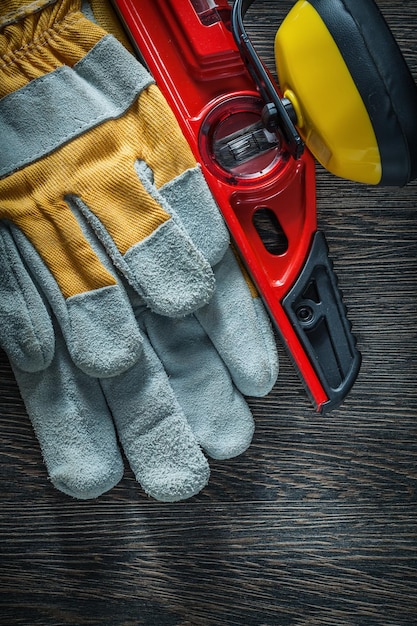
[111,0,329,411]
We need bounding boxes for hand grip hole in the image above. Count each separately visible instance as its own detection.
[252,207,288,255]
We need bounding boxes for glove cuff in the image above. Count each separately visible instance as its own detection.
[0,0,105,96]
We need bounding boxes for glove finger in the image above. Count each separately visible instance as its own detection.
[158,163,230,267]
[12,305,209,502]
[101,333,210,502]
[9,224,143,378]
[139,310,255,461]
[12,325,124,500]
[195,248,279,397]
[0,224,54,372]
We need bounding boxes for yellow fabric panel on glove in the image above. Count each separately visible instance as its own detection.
[1,85,197,298]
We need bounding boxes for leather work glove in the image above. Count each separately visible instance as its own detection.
[0,0,279,501]
[0,0,227,377]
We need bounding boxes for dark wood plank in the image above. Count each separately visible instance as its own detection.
[1,1,416,624]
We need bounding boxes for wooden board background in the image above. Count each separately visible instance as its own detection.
[1,1,416,624]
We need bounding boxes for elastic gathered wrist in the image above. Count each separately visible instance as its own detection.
[0,0,106,96]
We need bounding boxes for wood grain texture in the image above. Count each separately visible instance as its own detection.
[1,1,416,624]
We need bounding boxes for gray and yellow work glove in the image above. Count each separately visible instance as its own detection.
[0,0,279,501]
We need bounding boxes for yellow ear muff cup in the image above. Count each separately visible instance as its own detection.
[275,0,417,186]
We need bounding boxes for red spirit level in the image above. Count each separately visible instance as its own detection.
[110,0,362,412]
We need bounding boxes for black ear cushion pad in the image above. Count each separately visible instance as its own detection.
[309,0,417,185]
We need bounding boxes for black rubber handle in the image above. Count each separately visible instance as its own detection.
[282,231,361,411]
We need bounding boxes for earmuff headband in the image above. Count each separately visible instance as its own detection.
[231,0,304,160]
